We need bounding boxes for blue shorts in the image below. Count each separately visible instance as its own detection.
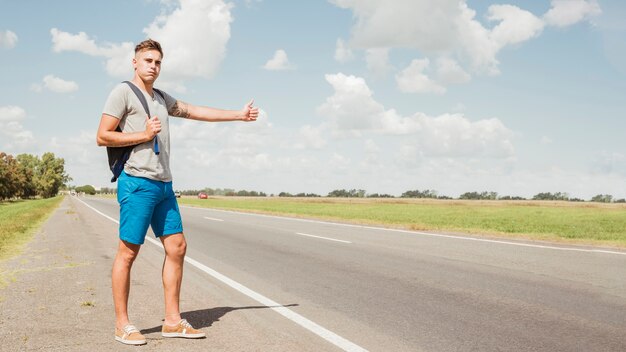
[117,171,183,245]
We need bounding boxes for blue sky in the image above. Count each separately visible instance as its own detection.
[1,0,624,199]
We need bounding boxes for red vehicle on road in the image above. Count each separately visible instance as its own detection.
[197,192,208,199]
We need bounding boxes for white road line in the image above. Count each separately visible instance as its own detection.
[203,216,224,222]
[296,232,352,244]
[73,197,367,352]
[75,197,120,224]
[180,206,626,256]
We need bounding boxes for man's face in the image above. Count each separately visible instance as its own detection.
[133,49,162,83]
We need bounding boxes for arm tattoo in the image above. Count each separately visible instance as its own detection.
[171,100,190,118]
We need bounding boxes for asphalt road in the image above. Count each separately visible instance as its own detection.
[75,196,626,352]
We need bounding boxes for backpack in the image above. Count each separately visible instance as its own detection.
[106,81,164,182]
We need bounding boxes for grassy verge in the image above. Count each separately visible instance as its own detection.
[0,196,64,262]
[179,197,626,248]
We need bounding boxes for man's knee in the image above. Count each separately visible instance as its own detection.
[116,240,141,265]
[163,234,186,258]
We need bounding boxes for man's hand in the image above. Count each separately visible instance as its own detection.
[241,99,259,122]
[145,116,161,139]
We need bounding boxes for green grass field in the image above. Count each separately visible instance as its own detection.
[0,196,64,261]
[179,197,626,248]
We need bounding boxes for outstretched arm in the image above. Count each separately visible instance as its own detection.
[170,99,259,122]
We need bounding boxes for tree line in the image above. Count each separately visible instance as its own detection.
[0,152,70,200]
[290,189,624,203]
[78,184,626,203]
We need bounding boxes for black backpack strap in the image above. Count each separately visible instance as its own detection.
[153,88,164,101]
[123,81,151,116]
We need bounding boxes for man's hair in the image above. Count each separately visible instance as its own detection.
[135,39,163,58]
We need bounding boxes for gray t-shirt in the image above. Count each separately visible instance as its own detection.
[102,82,177,182]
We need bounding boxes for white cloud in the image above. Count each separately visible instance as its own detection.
[143,0,233,81]
[0,30,18,49]
[364,139,380,154]
[49,0,233,83]
[0,106,35,152]
[317,73,514,158]
[330,0,460,51]
[329,153,352,173]
[0,105,26,122]
[365,48,392,77]
[294,125,327,149]
[541,136,553,145]
[488,5,545,49]
[591,151,625,175]
[331,1,550,76]
[406,113,515,158]
[436,57,471,85]
[50,28,134,77]
[263,49,294,70]
[317,73,385,133]
[361,139,382,169]
[396,58,446,94]
[334,38,354,63]
[51,28,105,55]
[544,0,602,28]
[32,75,79,93]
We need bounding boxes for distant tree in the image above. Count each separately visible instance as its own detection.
[327,189,366,197]
[16,154,38,198]
[99,187,116,194]
[294,192,320,197]
[328,189,350,197]
[459,191,498,200]
[615,198,626,203]
[352,189,366,198]
[0,152,70,200]
[459,192,479,200]
[234,190,263,197]
[367,193,395,198]
[591,194,613,203]
[75,185,96,195]
[278,192,293,197]
[499,195,526,201]
[532,192,569,201]
[0,152,21,200]
[35,152,71,198]
[401,189,438,198]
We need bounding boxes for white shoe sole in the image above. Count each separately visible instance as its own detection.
[115,336,147,345]
[162,332,206,338]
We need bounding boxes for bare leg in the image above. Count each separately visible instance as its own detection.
[112,240,141,330]
[160,233,187,325]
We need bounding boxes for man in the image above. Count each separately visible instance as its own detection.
[96,39,258,345]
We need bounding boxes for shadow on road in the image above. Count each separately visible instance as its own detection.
[140,304,299,334]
